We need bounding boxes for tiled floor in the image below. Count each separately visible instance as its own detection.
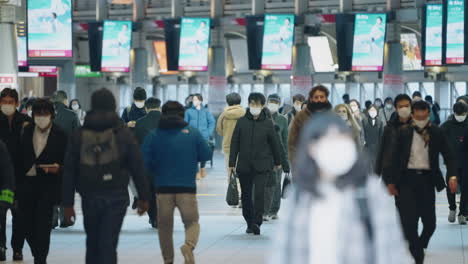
[2,153,468,263]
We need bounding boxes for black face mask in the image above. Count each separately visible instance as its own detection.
[307,101,332,113]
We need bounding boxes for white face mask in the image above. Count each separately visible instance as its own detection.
[350,104,359,113]
[267,103,279,113]
[135,101,145,109]
[27,110,32,118]
[192,100,201,107]
[1,104,16,116]
[368,109,378,119]
[35,116,51,130]
[338,112,348,121]
[250,107,262,116]
[397,107,411,119]
[309,132,357,179]
[294,103,302,112]
[455,115,467,123]
[385,103,393,110]
[414,118,430,129]
[71,104,80,111]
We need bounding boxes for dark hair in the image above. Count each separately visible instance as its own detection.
[248,92,266,105]
[412,100,430,112]
[377,16,383,22]
[91,88,116,112]
[425,95,433,103]
[384,97,393,104]
[453,102,468,115]
[226,92,241,106]
[456,96,468,105]
[69,99,81,110]
[32,98,55,118]
[374,98,382,104]
[133,87,147,101]
[145,97,161,109]
[364,100,372,110]
[412,91,422,99]
[349,99,361,109]
[25,98,36,109]
[309,85,330,99]
[292,94,306,103]
[0,88,19,103]
[192,93,203,102]
[394,94,412,107]
[162,101,185,118]
[52,90,68,103]
[294,112,370,197]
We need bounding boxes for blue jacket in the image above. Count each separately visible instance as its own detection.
[142,117,211,193]
[184,106,215,140]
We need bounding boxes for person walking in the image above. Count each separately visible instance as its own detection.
[184,94,215,179]
[334,104,363,148]
[362,104,384,165]
[121,87,148,129]
[69,99,86,126]
[229,93,282,235]
[142,101,211,264]
[287,94,305,125]
[62,88,150,264]
[379,97,396,126]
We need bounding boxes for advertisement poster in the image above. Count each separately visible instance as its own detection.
[261,14,295,70]
[401,33,423,71]
[75,65,102,78]
[308,36,336,72]
[17,36,27,66]
[29,66,58,77]
[291,76,313,97]
[27,0,72,57]
[153,41,177,75]
[101,21,132,72]
[352,13,387,71]
[446,0,465,64]
[178,18,210,71]
[425,4,443,66]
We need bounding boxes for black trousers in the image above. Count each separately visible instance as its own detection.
[446,169,468,215]
[0,205,25,251]
[396,170,436,263]
[148,186,157,225]
[238,172,268,227]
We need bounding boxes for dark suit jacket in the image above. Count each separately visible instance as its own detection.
[385,124,457,192]
[20,124,67,204]
[135,110,161,145]
[53,103,80,137]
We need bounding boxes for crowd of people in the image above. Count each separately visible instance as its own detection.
[0,83,465,264]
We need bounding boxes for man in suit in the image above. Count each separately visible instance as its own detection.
[384,100,458,264]
[135,97,161,228]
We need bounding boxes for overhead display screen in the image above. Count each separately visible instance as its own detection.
[101,20,132,72]
[178,17,210,71]
[425,4,443,66]
[352,13,387,71]
[153,41,177,74]
[27,0,72,57]
[401,33,423,71]
[446,0,465,64]
[261,14,295,70]
[17,36,27,67]
[308,36,336,72]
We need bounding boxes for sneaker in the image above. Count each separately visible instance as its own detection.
[449,210,456,223]
[246,226,253,234]
[13,251,23,261]
[459,215,467,225]
[180,244,195,264]
[200,168,207,178]
[0,248,5,261]
[252,224,261,235]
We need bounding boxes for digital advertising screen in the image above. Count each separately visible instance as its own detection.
[446,0,465,64]
[29,66,58,77]
[17,36,27,67]
[425,4,443,66]
[178,18,210,71]
[75,65,102,78]
[153,41,177,74]
[27,0,72,57]
[351,13,387,71]
[101,20,132,72]
[401,33,423,71]
[308,36,336,72]
[261,14,295,70]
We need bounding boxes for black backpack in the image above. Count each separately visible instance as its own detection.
[78,128,129,193]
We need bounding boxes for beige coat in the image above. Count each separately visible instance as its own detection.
[216,105,246,154]
[288,107,312,164]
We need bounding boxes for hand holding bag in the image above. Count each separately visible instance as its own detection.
[281,173,291,199]
[226,171,239,206]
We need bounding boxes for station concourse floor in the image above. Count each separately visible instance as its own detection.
[3,152,468,264]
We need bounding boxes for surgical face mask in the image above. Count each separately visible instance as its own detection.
[250,107,262,116]
[192,100,201,107]
[71,104,79,111]
[135,101,145,109]
[27,110,32,118]
[294,103,302,112]
[385,103,393,110]
[414,118,430,129]
[337,111,348,121]
[455,115,467,123]
[350,104,359,113]
[1,104,16,116]
[309,133,358,179]
[397,107,411,119]
[369,109,378,119]
[34,116,51,130]
[267,103,279,113]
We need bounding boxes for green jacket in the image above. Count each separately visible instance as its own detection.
[271,112,290,172]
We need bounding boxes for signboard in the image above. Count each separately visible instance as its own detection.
[27,0,72,57]
[75,65,102,78]
[308,36,336,72]
[153,41,177,75]
[425,4,443,66]
[446,0,465,64]
[29,66,58,77]
[401,33,423,71]
[178,17,210,71]
[352,13,387,71]
[101,20,132,72]
[261,14,295,70]
[0,74,17,90]
[17,36,27,67]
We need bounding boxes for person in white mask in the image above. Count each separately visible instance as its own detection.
[287,94,305,125]
[272,113,412,264]
[349,99,367,124]
[229,93,283,235]
[69,99,86,126]
[379,97,395,126]
[334,104,363,148]
[384,100,458,264]
[362,105,384,166]
[17,98,68,264]
[121,87,147,129]
[441,102,468,225]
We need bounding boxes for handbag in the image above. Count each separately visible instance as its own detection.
[281,173,291,199]
[226,171,239,206]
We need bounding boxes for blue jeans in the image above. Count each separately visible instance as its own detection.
[81,195,129,264]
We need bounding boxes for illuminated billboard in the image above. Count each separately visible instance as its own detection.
[101,20,132,72]
[178,17,210,71]
[401,33,423,71]
[424,4,443,66]
[261,14,295,70]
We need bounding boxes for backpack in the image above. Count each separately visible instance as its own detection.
[78,128,129,193]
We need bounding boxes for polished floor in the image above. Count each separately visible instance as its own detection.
[2,153,468,263]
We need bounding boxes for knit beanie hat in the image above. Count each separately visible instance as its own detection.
[133,87,147,101]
